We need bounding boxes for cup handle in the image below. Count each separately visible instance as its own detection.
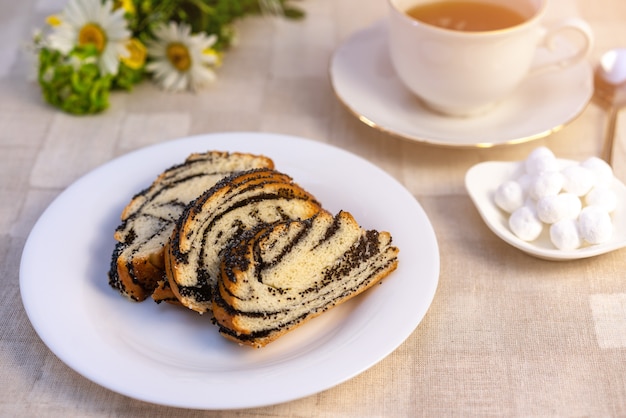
[528,18,594,76]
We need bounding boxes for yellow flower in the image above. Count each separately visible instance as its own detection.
[121,38,147,69]
[203,48,223,68]
[46,15,62,27]
[114,0,135,15]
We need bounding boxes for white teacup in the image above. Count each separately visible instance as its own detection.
[387,0,594,117]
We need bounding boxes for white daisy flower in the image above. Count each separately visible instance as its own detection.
[146,22,218,92]
[47,0,130,76]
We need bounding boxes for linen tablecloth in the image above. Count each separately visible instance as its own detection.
[2,0,626,416]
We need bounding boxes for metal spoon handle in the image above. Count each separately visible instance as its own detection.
[602,106,617,165]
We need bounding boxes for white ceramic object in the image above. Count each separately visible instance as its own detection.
[330,21,593,147]
[19,132,440,409]
[386,0,593,116]
[465,159,626,260]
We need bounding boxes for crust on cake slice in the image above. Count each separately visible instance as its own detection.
[151,279,182,305]
[165,168,323,314]
[108,151,274,302]
[212,210,399,348]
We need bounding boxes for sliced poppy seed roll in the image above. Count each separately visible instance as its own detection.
[108,151,274,302]
[165,168,324,314]
[212,210,399,348]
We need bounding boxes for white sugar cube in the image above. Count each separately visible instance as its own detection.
[578,205,613,244]
[550,219,582,250]
[580,156,614,186]
[536,193,582,224]
[585,186,617,213]
[525,146,558,175]
[528,171,565,200]
[561,164,595,196]
[516,173,533,194]
[509,205,543,241]
[494,180,524,213]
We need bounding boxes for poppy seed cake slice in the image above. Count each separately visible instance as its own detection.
[108,151,274,302]
[212,210,399,348]
[165,168,323,314]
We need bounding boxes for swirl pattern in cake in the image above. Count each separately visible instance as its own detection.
[165,168,324,314]
[108,151,274,302]
[212,210,399,348]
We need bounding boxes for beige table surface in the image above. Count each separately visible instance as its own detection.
[2,0,626,416]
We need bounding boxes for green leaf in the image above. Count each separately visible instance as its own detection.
[37,47,112,115]
[112,62,146,91]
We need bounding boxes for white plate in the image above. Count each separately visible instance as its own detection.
[19,132,439,409]
[465,159,626,260]
[330,21,593,147]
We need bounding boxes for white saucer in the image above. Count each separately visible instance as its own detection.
[330,21,593,147]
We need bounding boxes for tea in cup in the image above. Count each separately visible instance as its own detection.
[387,0,594,116]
